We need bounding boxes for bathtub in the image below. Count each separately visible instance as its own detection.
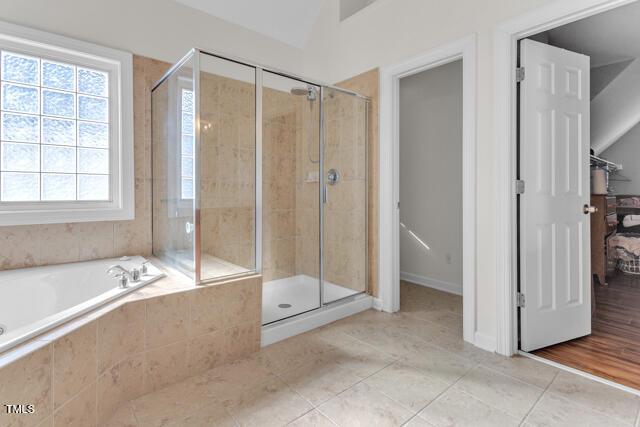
[0,256,164,354]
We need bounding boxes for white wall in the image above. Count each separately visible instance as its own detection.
[601,122,640,195]
[303,0,553,345]
[399,60,463,290]
[0,0,304,74]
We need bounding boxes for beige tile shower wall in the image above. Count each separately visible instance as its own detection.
[262,88,300,283]
[322,92,368,292]
[0,275,262,427]
[294,98,321,280]
[151,66,195,264]
[0,56,170,272]
[336,69,380,296]
[200,72,256,270]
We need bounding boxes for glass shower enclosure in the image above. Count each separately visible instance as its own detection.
[151,49,368,325]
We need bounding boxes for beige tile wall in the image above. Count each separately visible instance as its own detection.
[262,81,371,295]
[0,275,261,427]
[151,61,201,270]
[263,88,306,283]
[0,56,169,272]
[293,93,321,281]
[322,90,368,293]
[200,72,256,272]
[336,69,380,296]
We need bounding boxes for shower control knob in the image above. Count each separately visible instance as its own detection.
[327,169,340,185]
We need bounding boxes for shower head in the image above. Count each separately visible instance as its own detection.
[291,86,317,101]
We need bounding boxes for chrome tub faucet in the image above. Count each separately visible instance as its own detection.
[106,265,140,288]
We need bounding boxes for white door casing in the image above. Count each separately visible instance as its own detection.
[519,39,591,352]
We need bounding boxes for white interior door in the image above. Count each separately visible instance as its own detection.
[519,39,591,352]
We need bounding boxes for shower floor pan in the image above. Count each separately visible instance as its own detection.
[262,275,361,325]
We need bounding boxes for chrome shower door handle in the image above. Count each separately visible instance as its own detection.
[327,168,340,185]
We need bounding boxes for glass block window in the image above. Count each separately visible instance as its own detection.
[180,89,194,200]
[0,50,110,202]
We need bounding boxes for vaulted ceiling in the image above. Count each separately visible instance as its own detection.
[537,1,640,155]
[173,0,325,49]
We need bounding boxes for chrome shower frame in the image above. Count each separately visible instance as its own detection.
[151,48,370,311]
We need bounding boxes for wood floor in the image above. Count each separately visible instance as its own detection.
[533,271,640,390]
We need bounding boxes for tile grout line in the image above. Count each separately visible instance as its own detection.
[302,304,474,425]
[277,339,398,425]
[479,363,551,390]
[50,343,55,423]
[444,364,547,422]
[400,362,476,426]
[314,405,341,427]
[270,365,324,425]
[401,309,463,334]
[336,315,558,422]
[517,370,559,427]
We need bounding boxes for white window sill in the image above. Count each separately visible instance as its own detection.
[0,204,134,226]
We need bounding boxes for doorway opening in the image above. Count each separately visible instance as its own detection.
[398,60,464,332]
[516,0,640,390]
[379,35,477,348]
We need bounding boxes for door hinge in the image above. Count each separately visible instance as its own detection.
[516,67,525,82]
[515,180,525,194]
[517,292,525,308]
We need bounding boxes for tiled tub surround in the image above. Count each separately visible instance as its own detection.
[0,261,261,427]
[0,256,164,354]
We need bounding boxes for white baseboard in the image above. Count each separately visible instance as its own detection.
[474,331,497,352]
[261,294,373,347]
[372,297,383,311]
[400,271,462,296]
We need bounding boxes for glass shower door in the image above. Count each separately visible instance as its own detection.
[151,53,196,278]
[322,87,368,304]
[261,71,321,324]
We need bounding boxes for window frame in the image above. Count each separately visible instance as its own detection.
[165,73,195,219]
[0,20,133,226]
[178,85,194,202]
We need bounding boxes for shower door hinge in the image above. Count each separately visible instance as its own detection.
[516,67,525,82]
[515,180,525,194]
[517,292,525,308]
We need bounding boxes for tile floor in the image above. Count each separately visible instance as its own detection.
[105,282,640,426]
